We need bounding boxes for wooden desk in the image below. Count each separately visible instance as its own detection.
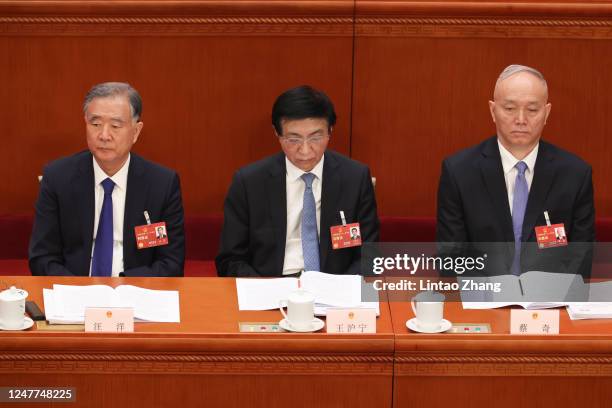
[390,300,612,408]
[0,277,394,408]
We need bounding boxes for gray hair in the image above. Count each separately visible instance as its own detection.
[495,64,548,94]
[83,82,142,121]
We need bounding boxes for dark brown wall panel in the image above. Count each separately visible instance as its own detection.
[0,1,354,214]
[353,1,612,217]
[1,0,612,218]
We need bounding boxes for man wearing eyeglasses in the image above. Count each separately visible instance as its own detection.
[216,85,380,277]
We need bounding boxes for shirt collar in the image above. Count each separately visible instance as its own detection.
[497,139,539,175]
[285,155,325,182]
[93,154,130,191]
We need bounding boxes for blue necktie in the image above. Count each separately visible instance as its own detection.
[91,178,115,277]
[511,161,529,275]
[301,173,320,272]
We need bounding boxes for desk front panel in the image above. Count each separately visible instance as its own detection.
[0,277,394,408]
[391,300,612,408]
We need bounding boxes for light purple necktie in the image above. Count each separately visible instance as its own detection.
[511,161,528,275]
[301,173,320,271]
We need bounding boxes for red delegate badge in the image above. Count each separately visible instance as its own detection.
[330,222,362,249]
[134,222,169,249]
[535,223,567,249]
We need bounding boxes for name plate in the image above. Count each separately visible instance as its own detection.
[326,308,376,334]
[510,309,559,335]
[85,307,134,333]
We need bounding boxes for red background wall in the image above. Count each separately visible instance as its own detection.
[1,0,610,216]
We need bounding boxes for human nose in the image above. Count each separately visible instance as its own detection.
[515,108,527,125]
[297,139,312,154]
[98,124,112,141]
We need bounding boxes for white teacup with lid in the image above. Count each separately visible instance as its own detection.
[411,291,445,332]
[0,286,28,330]
[279,289,315,331]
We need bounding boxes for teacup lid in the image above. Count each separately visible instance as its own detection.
[412,291,445,302]
[289,289,315,302]
[0,286,28,302]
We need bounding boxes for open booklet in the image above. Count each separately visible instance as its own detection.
[236,271,379,316]
[460,271,589,310]
[43,284,180,324]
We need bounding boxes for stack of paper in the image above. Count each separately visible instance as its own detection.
[462,301,569,310]
[43,284,180,324]
[461,272,587,310]
[236,271,379,316]
[566,303,612,320]
[586,280,612,302]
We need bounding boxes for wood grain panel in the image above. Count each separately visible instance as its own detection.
[1,374,392,408]
[353,1,612,217]
[2,0,612,220]
[0,276,394,408]
[0,0,353,215]
[391,300,612,408]
[393,377,612,408]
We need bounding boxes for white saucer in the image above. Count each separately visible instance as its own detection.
[406,318,452,333]
[0,316,34,331]
[279,317,325,333]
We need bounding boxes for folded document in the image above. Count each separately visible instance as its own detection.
[43,284,180,324]
[566,303,612,320]
[461,271,588,310]
[236,271,379,316]
[565,281,612,320]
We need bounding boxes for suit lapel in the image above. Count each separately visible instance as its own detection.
[480,138,515,242]
[74,152,95,271]
[320,152,342,270]
[521,142,556,241]
[267,154,287,274]
[123,154,149,262]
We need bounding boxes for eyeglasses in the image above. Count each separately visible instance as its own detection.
[280,135,328,146]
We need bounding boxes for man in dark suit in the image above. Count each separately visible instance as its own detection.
[216,85,379,277]
[29,82,185,277]
[437,65,594,276]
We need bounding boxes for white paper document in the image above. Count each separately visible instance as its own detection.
[236,278,298,311]
[236,271,379,316]
[564,280,612,319]
[566,303,612,320]
[43,284,180,324]
[461,271,587,310]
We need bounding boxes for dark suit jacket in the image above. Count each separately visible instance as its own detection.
[29,151,185,277]
[436,136,595,276]
[216,150,380,277]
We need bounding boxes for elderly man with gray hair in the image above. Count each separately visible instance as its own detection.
[436,65,594,276]
[29,82,185,277]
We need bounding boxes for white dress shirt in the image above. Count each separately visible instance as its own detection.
[90,155,130,277]
[282,156,324,275]
[498,140,538,216]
